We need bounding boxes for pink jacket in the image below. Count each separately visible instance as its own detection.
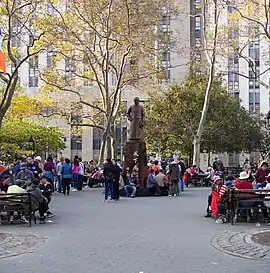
[72,164,80,174]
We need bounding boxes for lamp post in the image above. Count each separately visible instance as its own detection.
[27,135,35,156]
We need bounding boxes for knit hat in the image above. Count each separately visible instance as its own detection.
[213,175,221,184]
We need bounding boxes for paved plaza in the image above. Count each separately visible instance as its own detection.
[0,188,269,273]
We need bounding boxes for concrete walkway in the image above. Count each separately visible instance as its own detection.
[0,188,269,273]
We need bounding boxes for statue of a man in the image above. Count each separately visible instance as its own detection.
[127,97,145,140]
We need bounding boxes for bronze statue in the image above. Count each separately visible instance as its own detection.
[127,97,145,140]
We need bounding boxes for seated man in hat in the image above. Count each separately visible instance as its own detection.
[234,171,253,222]
[16,163,34,186]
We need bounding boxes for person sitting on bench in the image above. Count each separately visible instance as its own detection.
[124,169,137,198]
[155,170,168,195]
[40,176,54,218]
[7,179,28,224]
[147,169,160,196]
[26,179,48,224]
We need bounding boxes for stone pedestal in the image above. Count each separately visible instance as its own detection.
[125,140,148,187]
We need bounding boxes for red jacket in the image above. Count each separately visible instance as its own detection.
[235,180,253,190]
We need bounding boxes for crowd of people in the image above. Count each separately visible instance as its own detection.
[0,155,88,224]
[0,153,268,224]
[205,161,270,224]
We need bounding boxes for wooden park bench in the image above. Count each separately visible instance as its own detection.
[0,192,40,227]
[227,188,270,225]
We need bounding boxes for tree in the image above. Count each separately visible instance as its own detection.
[145,74,266,160]
[0,0,49,126]
[0,118,66,162]
[191,0,222,167]
[39,0,176,164]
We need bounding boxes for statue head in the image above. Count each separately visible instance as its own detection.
[134,97,140,105]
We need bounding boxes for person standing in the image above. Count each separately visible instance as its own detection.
[113,159,121,201]
[168,159,181,197]
[56,157,64,193]
[78,158,84,191]
[27,157,42,179]
[255,161,270,188]
[43,156,55,186]
[72,157,80,191]
[178,157,186,192]
[61,158,72,196]
[103,158,116,202]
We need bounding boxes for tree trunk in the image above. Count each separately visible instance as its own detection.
[207,151,211,167]
[193,136,201,167]
[98,129,109,166]
[106,134,112,159]
[192,0,218,168]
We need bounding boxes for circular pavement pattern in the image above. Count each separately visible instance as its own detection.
[0,232,46,259]
[211,230,270,261]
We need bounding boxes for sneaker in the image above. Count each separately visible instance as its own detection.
[39,217,45,224]
[215,218,223,224]
[20,216,29,224]
[173,194,177,197]
[47,212,55,218]
[131,196,135,198]
[104,200,108,203]
[247,216,251,223]
[63,194,66,196]
[9,215,14,224]
[71,189,77,192]
[168,195,172,197]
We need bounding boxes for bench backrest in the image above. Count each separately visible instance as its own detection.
[229,189,270,203]
[0,193,39,210]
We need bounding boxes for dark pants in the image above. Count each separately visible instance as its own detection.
[78,174,84,190]
[39,199,48,218]
[206,194,212,213]
[114,181,120,200]
[62,178,71,195]
[105,181,114,200]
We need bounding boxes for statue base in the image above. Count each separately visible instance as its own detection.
[125,140,148,187]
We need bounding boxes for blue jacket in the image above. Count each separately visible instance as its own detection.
[61,163,72,179]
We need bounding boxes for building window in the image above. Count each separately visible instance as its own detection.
[93,128,102,150]
[111,73,117,86]
[195,16,201,30]
[161,15,170,25]
[234,92,240,100]
[165,69,171,82]
[47,46,54,68]
[228,6,236,13]
[195,29,201,38]
[29,56,38,87]
[162,51,170,62]
[71,137,82,150]
[234,81,239,89]
[194,0,201,9]
[228,81,233,90]
[195,38,201,48]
